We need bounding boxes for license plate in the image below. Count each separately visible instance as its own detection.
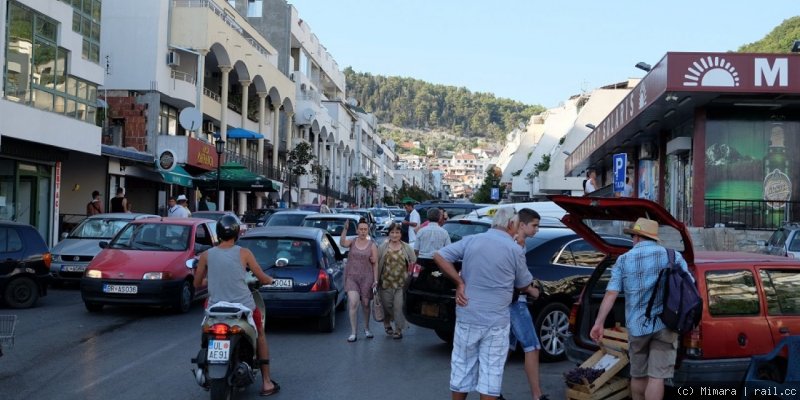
[264,278,292,289]
[207,339,230,363]
[421,302,439,317]
[62,265,86,273]
[102,284,138,294]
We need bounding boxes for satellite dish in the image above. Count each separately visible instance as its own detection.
[304,109,316,122]
[376,146,384,155]
[179,107,202,132]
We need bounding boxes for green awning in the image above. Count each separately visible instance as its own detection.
[159,164,193,187]
[195,162,279,192]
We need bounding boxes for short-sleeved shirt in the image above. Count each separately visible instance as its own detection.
[607,240,691,337]
[169,205,191,218]
[407,209,421,244]
[415,223,452,258]
[437,229,532,328]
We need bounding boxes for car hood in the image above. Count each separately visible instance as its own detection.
[52,238,106,257]
[548,195,694,265]
[89,249,190,277]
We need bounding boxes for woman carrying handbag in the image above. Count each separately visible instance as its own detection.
[376,223,417,339]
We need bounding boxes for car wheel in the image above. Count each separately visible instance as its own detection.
[434,328,454,344]
[174,280,194,313]
[318,301,336,333]
[3,277,39,309]
[84,301,104,312]
[536,302,570,362]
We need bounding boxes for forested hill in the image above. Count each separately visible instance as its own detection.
[343,68,546,140]
[738,16,800,52]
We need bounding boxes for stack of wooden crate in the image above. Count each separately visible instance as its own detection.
[565,327,630,400]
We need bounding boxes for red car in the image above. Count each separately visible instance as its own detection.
[553,195,800,388]
[80,217,217,313]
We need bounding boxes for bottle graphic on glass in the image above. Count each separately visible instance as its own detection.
[763,124,791,227]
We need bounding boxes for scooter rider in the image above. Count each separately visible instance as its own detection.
[194,215,280,397]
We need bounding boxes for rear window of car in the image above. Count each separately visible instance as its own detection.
[266,214,306,227]
[71,218,130,239]
[370,209,390,217]
[705,270,760,316]
[298,204,320,211]
[303,219,356,236]
[0,227,23,253]
[239,238,316,267]
[443,221,490,242]
[788,232,800,252]
[760,269,800,315]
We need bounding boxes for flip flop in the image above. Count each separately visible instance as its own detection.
[259,380,280,397]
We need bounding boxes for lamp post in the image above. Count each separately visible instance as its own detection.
[324,167,330,207]
[215,139,225,210]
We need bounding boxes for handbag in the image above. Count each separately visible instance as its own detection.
[372,287,385,322]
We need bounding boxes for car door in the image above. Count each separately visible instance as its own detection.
[0,226,25,277]
[766,228,788,256]
[758,267,800,343]
[699,266,774,359]
[321,234,344,296]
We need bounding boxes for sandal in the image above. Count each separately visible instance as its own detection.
[384,327,394,336]
[392,331,403,340]
[365,330,374,339]
[347,334,357,342]
[259,380,280,397]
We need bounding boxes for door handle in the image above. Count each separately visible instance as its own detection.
[779,327,790,334]
[737,333,747,347]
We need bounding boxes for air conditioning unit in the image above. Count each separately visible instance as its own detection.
[167,50,180,67]
[204,121,215,133]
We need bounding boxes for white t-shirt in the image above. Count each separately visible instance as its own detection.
[585,179,597,194]
[408,209,421,244]
[169,205,191,218]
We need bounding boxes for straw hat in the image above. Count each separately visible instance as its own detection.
[623,217,660,241]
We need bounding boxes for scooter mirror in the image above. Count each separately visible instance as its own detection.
[275,257,289,267]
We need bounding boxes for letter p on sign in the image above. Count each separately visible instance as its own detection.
[613,153,627,193]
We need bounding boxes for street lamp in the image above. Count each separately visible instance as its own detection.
[215,139,225,210]
[324,167,330,206]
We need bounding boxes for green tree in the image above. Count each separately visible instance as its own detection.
[738,16,800,53]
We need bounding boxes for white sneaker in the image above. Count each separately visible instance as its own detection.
[364,330,374,339]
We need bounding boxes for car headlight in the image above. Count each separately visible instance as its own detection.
[143,272,171,280]
[86,269,102,278]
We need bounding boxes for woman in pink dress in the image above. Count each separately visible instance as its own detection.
[340,218,379,342]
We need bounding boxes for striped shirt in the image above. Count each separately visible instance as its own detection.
[607,240,690,336]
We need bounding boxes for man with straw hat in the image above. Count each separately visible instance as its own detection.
[589,218,691,400]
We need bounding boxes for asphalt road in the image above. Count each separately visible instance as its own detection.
[0,287,574,400]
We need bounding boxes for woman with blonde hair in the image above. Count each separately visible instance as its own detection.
[340,218,379,342]
[377,223,417,339]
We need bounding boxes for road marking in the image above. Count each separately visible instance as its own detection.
[76,339,184,393]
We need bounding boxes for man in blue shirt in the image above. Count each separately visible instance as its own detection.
[434,206,538,400]
[590,218,691,400]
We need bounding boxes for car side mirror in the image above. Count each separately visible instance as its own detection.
[99,241,108,249]
[61,232,68,240]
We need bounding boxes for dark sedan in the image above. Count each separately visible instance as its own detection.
[404,224,631,361]
[0,222,51,308]
[238,226,346,332]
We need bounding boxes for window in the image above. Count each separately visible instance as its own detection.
[706,270,760,316]
[0,227,23,253]
[61,0,102,63]
[159,103,179,135]
[553,239,606,267]
[247,0,263,17]
[760,269,800,315]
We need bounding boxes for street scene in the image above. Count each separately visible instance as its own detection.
[2,1,800,400]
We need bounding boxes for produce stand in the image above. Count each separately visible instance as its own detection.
[565,327,630,400]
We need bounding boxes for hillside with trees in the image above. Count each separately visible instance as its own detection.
[344,68,545,141]
[737,16,800,53]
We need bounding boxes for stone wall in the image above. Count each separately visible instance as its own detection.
[685,227,773,253]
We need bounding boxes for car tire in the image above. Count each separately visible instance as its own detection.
[536,302,570,362]
[84,301,104,312]
[174,280,194,314]
[318,301,336,333]
[3,277,39,309]
[434,328,454,344]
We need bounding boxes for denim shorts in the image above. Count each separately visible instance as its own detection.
[509,301,541,352]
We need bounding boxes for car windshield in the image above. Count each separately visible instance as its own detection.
[238,237,316,267]
[192,212,225,221]
[788,232,800,252]
[370,209,390,217]
[443,221,491,242]
[297,204,320,211]
[70,218,131,239]
[266,213,307,227]
[110,223,191,251]
[302,219,357,236]
[581,218,686,252]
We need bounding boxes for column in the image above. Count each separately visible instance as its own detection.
[285,111,294,148]
[257,92,267,168]
[218,65,232,211]
[239,80,250,154]
[195,50,208,135]
[272,107,280,169]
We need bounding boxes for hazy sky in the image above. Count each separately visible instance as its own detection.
[287,0,796,108]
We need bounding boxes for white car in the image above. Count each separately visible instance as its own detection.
[301,213,371,255]
[369,208,395,235]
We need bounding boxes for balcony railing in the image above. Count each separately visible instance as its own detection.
[171,69,196,84]
[704,198,798,230]
[203,87,220,102]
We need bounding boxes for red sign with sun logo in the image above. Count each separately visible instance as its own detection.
[666,52,800,93]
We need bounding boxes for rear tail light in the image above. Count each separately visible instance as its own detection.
[204,323,231,340]
[683,326,703,359]
[310,269,330,292]
[411,263,423,278]
[43,252,52,268]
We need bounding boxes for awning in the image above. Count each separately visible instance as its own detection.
[214,128,265,140]
[102,145,153,163]
[195,162,279,192]
[159,163,193,187]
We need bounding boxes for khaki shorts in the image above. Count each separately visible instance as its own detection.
[628,328,679,379]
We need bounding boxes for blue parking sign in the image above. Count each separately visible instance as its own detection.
[613,153,627,193]
[491,187,500,200]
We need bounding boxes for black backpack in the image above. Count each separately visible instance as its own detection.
[645,248,703,334]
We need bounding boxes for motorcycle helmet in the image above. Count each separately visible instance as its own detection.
[216,214,240,241]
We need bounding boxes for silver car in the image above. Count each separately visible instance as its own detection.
[50,213,158,284]
[301,213,369,256]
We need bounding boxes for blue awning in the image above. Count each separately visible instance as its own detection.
[214,128,264,140]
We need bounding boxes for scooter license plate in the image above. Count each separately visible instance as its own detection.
[207,339,230,364]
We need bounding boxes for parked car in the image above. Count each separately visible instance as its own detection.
[297,204,333,213]
[80,217,216,313]
[552,194,800,388]
[0,222,51,308]
[50,213,158,284]
[392,209,407,224]
[301,213,365,256]
[757,222,800,258]
[238,226,346,332]
[263,210,317,227]
[404,216,630,361]
[346,209,377,235]
[191,211,248,236]
[415,202,484,224]
[369,208,395,235]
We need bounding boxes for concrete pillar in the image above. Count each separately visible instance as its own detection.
[285,112,294,148]
[257,92,267,168]
[195,50,208,135]
[239,80,250,155]
[272,107,280,169]
[218,65,232,210]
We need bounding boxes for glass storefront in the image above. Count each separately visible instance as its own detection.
[0,159,52,240]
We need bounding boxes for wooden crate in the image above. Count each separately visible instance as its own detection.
[566,377,630,400]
